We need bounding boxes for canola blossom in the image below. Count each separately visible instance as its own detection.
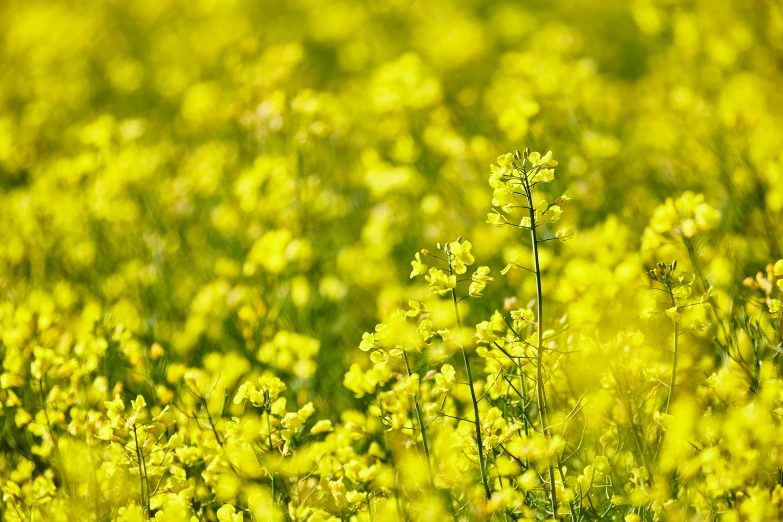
[1,1,783,521]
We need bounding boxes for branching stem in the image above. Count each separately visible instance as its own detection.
[132,423,150,516]
[402,350,435,479]
[523,169,559,518]
[448,249,492,501]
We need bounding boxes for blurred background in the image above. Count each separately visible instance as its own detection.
[0,0,781,411]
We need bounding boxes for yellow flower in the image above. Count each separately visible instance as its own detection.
[400,373,419,396]
[258,375,286,400]
[359,332,378,351]
[410,252,428,278]
[665,306,681,322]
[487,211,507,226]
[310,420,333,435]
[425,267,456,295]
[528,150,558,167]
[469,266,493,297]
[217,505,243,522]
[434,364,456,393]
[497,152,514,167]
[131,395,146,412]
[694,202,720,231]
[492,186,516,213]
[282,412,304,431]
[405,300,427,317]
[518,469,538,491]
[556,228,575,242]
[448,240,475,274]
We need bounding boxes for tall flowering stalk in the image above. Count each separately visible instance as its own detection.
[412,239,494,500]
[642,193,728,362]
[487,149,574,518]
[446,240,492,501]
[645,261,690,417]
[644,260,699,466]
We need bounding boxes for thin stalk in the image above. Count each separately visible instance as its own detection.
[132,423,149,516]
[448,252,492,501]
[266,408,275,502]
[611,366,653,476]
[367,491,375,522]
[523,173,559,517]
[652,280,681,466]
[379,402,408,522]
[402,350,434,478]
[204,400,224,446]
[500,344,532,438]
[555,459,578,521]
[778,307,783,345]
[140,433,150,510]
[683,238,730,361]
[38,379,65,494]
[663,286,679,416]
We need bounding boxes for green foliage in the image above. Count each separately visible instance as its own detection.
[1,0,783,521]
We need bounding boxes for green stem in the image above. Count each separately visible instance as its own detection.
[777,306,783,345]
[611,366,653,476]
[266,407,276,502]
[402,350,434,478]
[204,399,224,446]
[378,402,408,522]
[663,286,679,416]
[448,253,492,501]
[683,238,730,361]
[38,379,65,494]
[132,423,149,516]
[523,174,559,518]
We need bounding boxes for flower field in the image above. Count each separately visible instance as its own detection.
[1,0,782,520]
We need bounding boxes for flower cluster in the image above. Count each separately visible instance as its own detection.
[2,0,783,520]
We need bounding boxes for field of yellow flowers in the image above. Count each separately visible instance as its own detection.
[2,0,783,521]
